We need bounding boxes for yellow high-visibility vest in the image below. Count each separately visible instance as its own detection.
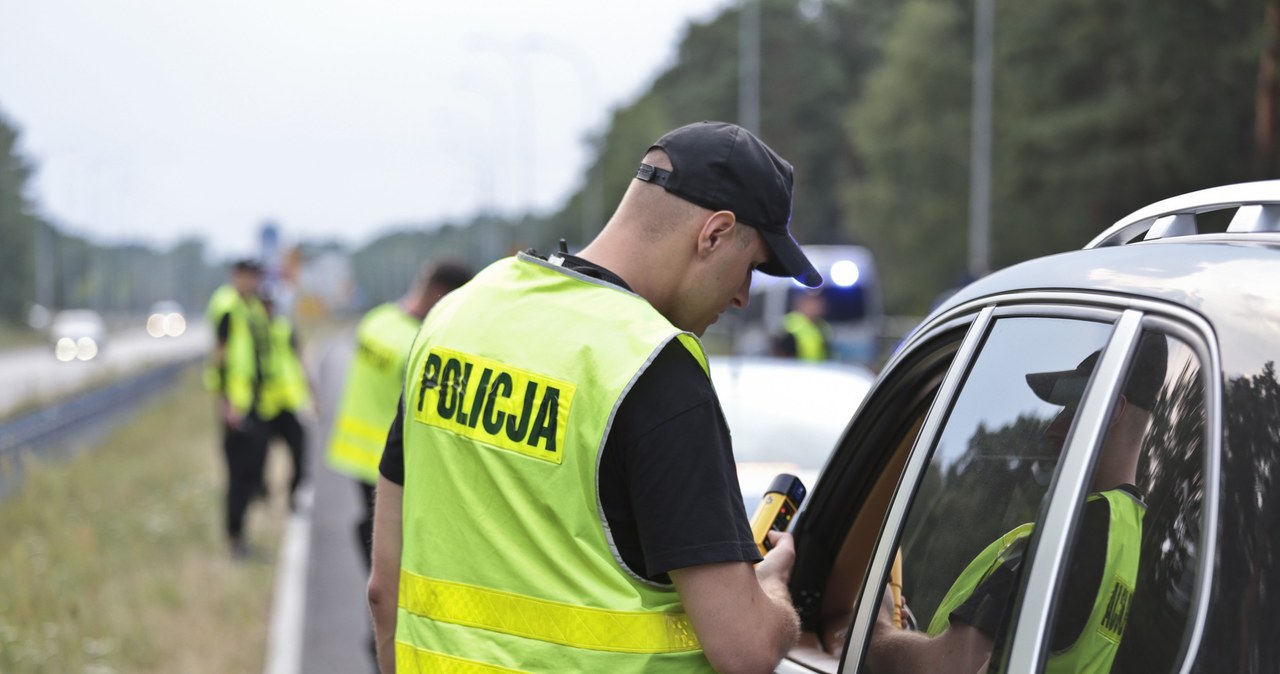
[204,284,268,417]
[260,315,310,418]
[327,303,422,484]
[396,254,716,673]
[782,311,830,361]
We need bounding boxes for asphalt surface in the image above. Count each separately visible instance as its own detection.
[0,323,209,418]
[296,329,379,674]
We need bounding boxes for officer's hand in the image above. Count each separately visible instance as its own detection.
[755,530,796,588]
[222,400,244,430]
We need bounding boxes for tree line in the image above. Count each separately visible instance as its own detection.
[3,0,1277,324]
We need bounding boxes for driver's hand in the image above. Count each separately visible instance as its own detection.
[877,585,896,627]
[877,585,918,631]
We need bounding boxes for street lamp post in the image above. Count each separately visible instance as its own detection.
[969,0,995,278]
[739,0,761,133]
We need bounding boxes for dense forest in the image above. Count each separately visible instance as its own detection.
[2,0,1278,323]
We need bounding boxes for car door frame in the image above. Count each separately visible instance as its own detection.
[777,291,1220,674]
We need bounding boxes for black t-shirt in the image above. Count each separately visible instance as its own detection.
[379,253,761,583]
[950,484,1144,653]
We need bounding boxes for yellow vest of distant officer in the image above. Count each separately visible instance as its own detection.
[782,311,829,362]
[260,315,310,420]
[204,285,268,417]
[396,253,717,673]
[327,303,424,485]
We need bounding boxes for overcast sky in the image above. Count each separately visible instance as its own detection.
[0,0,734,258]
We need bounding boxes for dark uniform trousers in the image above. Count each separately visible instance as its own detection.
[223,414,269,543]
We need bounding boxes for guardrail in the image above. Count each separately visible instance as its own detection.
[0,358,198,486]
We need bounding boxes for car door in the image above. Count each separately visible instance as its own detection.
[778,299,1213,674]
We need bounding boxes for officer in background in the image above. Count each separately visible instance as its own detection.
[204,259,271,559]
[368,121,818,673]
[327,260,474,569]
[774,289,831,361]
[260,288,311,511]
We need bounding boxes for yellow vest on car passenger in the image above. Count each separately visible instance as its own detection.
[204,284,268,417]
[396,253,716,673]
[327,303,423,485]
[927,489,1145,674]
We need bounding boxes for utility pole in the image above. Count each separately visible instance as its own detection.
[968,0,994,278]
[739,0,761,133]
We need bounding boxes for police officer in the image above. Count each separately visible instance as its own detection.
[868,335,1166,674]
[260,289,311,511]
[205,259,271,559]
[368,121,822,673]
[327,260,474,569]
[775,290,831,361]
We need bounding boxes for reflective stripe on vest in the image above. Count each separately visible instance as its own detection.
[927,489,1144,674]
[397,254,715,673]
[399,570,700,653]
[327,303,422,484]
[782,311,828,361]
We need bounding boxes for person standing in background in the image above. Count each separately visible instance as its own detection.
[327,260,475,568]
[204,259,271,560]
[774,290,832,361]
[260,288,312,512]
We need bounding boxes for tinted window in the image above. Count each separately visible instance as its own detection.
[1041,332,1205,674]
[864,316,1113,673]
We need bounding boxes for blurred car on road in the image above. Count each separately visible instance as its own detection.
[710,356,874,508]
[773,181,1280,674]
[48,309,106,362]
[146,301,187,338]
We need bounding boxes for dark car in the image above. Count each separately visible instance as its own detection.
[775,181,1280,673]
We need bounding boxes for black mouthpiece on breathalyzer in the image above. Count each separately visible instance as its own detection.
[749,473,807,556]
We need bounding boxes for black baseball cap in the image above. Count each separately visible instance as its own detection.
[232,258,264,275]
[1025,333,1169,410]
[636,121,822,288]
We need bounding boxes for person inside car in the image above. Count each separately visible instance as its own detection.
[867,334,1167,674]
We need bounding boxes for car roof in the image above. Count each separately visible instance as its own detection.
[925,180,1280,381]
[933,236,1280,324]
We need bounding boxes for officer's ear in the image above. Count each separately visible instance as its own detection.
[1109,395,1128,428]
[696,211,738,259]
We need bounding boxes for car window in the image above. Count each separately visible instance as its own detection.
[785,327,965,672]
[1036,331,1206,674]
[863,316,1114,674]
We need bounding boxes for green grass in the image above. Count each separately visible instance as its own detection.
[0,369,291,673]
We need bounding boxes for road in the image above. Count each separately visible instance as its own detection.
[0,323,209,418]
[0,321,378,673]
[284,328,379,674]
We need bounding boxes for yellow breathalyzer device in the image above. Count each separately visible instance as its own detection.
[749,474,806,556]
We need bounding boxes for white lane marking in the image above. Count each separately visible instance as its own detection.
[264,484,314,674]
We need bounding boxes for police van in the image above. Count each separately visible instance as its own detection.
[728,244,885,366]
